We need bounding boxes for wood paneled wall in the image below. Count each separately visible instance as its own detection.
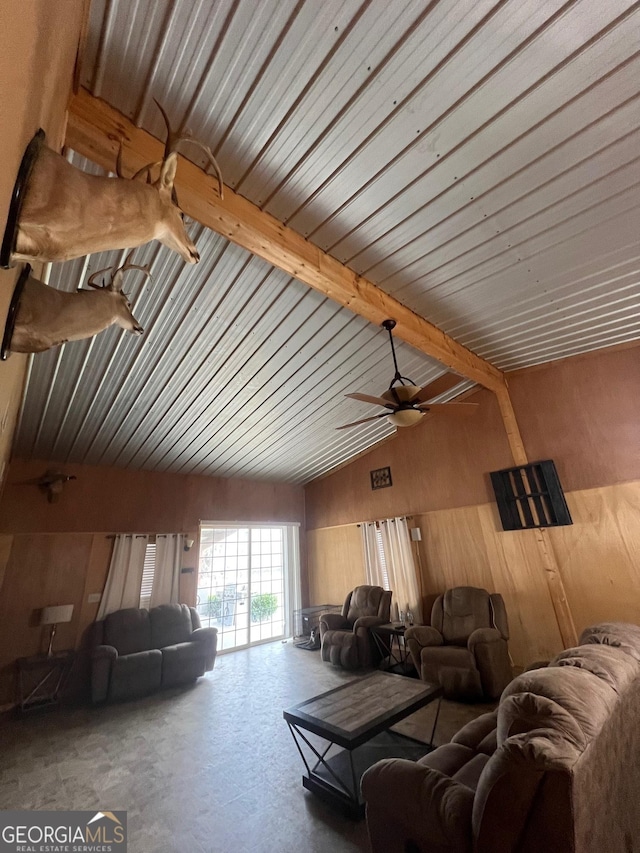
[0,459,305,535]
[305,344,640,666]
[306,525,365,608]
[306,480,640,667]
[0,533,112,707]
[0,460,305,708]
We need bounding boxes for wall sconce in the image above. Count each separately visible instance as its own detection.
[184,538,195,552]
[41,604,74,656]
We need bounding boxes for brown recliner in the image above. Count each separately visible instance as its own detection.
[405,586,512,700]
[319,585,392,669]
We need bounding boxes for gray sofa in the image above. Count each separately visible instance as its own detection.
[91,604,217,703]
[362,622,640,853]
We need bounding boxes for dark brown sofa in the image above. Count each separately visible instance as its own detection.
[362,622,640,853]
[91,604,217,703]
[319,585,392,669]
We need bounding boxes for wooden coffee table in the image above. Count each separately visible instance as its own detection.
[283,671,442,817]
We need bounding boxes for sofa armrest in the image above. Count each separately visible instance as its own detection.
[191,626,218,670]
[451,710,498,754]
[319,613,350,635]
[362,758,474,853]
[353,615,387,632]
[405,625,443,647]
[467,627,502,650]
[468,629,513,699]
[91,644,118,704]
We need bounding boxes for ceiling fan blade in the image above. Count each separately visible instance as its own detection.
[345,392,394,408]
[411,372,464,403]
[416,402,479,416]
[336,413,390,430]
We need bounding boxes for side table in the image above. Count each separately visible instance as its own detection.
[371,623,416,676]
[17,650,75,712]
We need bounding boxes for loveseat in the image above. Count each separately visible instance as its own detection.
[362,622,640,853]
[90,604,217,703]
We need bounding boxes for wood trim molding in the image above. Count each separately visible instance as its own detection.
[65,88,505,394]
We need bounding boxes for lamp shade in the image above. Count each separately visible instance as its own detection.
[387,409,423,427]
[41,604,74,625]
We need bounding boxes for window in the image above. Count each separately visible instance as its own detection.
[139,540,156,609]
[196,524,300,653]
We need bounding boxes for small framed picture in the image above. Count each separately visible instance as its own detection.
[370,466,392,490]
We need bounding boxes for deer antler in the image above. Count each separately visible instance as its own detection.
[86,251,152,291]
[154,99,224,199]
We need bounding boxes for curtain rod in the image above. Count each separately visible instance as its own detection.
[356,515,414,528]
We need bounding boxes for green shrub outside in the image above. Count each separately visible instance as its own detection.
[251,593,278,623]
[204,594,222,620]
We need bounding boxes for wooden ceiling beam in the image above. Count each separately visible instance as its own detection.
[65,88,506,393]
[65,90,580,650]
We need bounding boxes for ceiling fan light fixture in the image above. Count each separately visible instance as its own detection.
[381,384,421,404]
[387,408,423,427]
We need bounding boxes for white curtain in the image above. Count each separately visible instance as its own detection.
[97,534,149,619]
[150,533,183,608]
[283,524,302,638]
[361,518,422,624]
[362,522,384,586]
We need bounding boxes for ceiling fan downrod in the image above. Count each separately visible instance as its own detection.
[382,319,419,403]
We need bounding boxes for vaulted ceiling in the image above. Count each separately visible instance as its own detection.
[14,0,640,483]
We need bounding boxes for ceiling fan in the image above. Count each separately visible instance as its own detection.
[337,319,479,430]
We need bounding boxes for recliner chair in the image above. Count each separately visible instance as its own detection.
[319,585,392,669]
[405,586,512,700]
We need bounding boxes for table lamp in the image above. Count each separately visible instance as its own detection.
[41,605,74,656]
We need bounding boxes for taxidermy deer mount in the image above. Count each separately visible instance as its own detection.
[10,100,223,266]
[8,252,150,354]
[18,470,77,503]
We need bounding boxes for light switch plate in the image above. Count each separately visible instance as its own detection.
[87,593,101,604]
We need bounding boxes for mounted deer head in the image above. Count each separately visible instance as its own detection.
[11,101,223,266]
[9,253,151,354]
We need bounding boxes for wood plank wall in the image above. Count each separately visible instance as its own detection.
[305,344,640,667]
[305,481,640,667]
[0,533,112,707]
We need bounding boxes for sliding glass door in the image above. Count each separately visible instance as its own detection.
[196,524,297,652]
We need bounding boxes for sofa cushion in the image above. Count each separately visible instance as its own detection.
[346,585,384,622]
[104,607,152,656]
[579,622,640,662]
[451,711,498,755]
[497,691,587,750]
[109,649,162,702]
[420,744,490,791]
[473,732,578,853]
[150,603,194,648]
[437,587,492,645]
[161,642,207,687]
[498,665,618,747]
[553,644,638,693]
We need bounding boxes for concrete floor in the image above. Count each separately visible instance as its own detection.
[0,640,494,853]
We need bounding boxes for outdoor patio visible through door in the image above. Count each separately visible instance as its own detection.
[196,524,299,652]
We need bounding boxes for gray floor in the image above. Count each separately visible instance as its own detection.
[0,640,493,853]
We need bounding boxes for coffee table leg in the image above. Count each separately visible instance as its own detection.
[430,696,442,746]
[287,722,356,800]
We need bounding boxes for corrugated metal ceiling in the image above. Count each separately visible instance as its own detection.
[13,0,640,482]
